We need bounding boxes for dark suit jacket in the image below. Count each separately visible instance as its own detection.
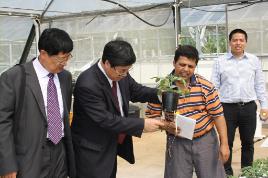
[0,61,75,178]
[71,63,159,178]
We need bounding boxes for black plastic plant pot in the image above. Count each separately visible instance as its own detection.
[162,91,179,113]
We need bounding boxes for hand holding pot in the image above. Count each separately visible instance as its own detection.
[160,120,180,136]
[164,112,175,121]
[143,118,164,132]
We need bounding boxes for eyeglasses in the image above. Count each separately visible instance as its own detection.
[113,66,133,77]
[53,53,73,65]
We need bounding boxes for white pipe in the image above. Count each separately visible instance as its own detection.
[33,18,40,57]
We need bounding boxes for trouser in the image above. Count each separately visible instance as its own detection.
[110,158,117,178]
[222,101,257,176]
[40,139,68,178]
[164,129,226,178]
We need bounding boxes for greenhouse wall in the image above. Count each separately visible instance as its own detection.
[1,2,268,85]
[41,5,227,84]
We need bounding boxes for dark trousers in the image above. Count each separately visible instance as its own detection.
[222,102,257,176]
[110,158,117,178]
[40,139,68,178]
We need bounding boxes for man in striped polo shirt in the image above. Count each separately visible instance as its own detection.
[146,45,229,178]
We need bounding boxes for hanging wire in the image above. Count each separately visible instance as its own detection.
[101,0,172,27]
[85,15,98,26]
[40,0,54,21]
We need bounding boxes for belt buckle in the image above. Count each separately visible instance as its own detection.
[239,102,246,106]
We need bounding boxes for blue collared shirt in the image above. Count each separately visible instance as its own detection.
[211,52,268,108]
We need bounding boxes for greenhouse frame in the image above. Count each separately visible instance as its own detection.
[1,1,268,177]
[1,0,268,84]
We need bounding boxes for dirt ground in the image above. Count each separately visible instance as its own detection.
[117,126,268,178]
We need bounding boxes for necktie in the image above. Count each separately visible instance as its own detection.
[112,81,126,144]
[47,73,62,144]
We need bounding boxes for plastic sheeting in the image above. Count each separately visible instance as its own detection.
[0,0,171,17]
[0,4,227,75]
[2,1,268,83]
[228,2,268,55]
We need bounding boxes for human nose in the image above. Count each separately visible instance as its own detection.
[182,65,190,71]
[119,72,127,77]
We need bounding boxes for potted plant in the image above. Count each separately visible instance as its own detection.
[152,74,188,120]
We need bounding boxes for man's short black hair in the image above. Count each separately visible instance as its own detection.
[229,28,248,42]
[174,45,199,65]
[38,28,73,56]
[102,39,136,67]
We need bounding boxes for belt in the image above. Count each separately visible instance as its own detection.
[222,100,254,106]
[167,128,213,140]
[193,128,213,139]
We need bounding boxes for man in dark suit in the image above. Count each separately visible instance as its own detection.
[71,39,171,178]
[0,28,75,178]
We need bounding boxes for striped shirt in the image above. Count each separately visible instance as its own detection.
[146,74,223,138]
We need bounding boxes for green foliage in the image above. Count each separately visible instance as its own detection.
[181,37,196,47]
[240,158,268,178]
[227,176,237,178]
[202,35,217,53]
[218,35,227,53]
[227,158,268,178]
[151,74,189,95]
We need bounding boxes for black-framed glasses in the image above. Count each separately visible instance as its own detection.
[113,66,133,77]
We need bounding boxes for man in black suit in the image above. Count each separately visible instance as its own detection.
[71,39,172,178]
[0,28,75,178]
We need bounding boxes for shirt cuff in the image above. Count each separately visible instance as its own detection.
[260,100,268,109]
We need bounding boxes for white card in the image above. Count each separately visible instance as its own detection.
[175,114,196,140]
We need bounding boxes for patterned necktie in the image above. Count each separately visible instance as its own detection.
[47,73,62,144]
[112,81,126,144]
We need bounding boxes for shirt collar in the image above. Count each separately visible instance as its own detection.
[227,52,249,60]
[33,57,50,78]
[97,60,113,87]
[189,75,197,85]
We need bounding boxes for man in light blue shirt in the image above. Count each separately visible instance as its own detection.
[211,28,268,176]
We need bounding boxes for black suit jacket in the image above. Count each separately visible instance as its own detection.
[71,63,159,178]
[0,61,75,178]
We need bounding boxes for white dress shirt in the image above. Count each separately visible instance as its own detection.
[211,52,268,108]
[33,58,64,136]
[98,60,124,116]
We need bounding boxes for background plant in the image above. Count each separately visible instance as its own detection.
[240,158,268,178]
[227,158,268,178]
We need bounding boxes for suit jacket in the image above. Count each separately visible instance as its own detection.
[0,61,76,178]
[71,63,159,178]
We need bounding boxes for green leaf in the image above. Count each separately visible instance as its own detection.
[152,74,189,96]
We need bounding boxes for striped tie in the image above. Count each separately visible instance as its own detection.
[47,73,62,144]
[112,81,126,144]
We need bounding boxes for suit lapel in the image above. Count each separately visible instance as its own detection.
[118,80,128,115]
[24,62,47,120]
[94,64,121,113]
[58,73,68,120]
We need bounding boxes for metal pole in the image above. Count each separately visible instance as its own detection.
[216,24,219,55]
[225,4,229,52]
[173,0,182,48]
[19,24,36,64]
